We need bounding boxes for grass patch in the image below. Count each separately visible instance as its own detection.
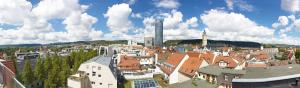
[153,74,168,87]
[192,79,198,86]
[124,80,132,88]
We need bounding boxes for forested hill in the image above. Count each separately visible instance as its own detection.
[164,39,262,48]
[0,40,128,48]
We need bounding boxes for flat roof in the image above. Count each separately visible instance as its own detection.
[233,64,300,82]
[167,79,217,88]
[198,65,246,76]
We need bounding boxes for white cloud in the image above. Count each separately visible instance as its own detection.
[272,16,289,28]
[225,0,234,10]
[288,15,296,21]
[281,0,300,13]
[163,10,183,29]
[32,0,85,19]
[63,12,102,41]
[186,17,199,28]
[154,0,180,9]
[104,3,133,35]
[224,0,254,11]
[0,0,32,25]
[294,19,300,31]
[131,13,142,19]
[141,10,201,40]
[0,0,103,44]
[200,9,274,43]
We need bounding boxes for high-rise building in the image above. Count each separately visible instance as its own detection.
[202,29,207,47]
[144,37,154,47]
[155,19,163,47]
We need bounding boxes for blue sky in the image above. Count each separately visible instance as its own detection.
[1,0,300,45]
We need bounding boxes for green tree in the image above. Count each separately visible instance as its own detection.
[60,58,71,87]
[21,59,34,87]
[34,56,45,81]
[44,69,57,88]
[296,48,300,63]
[44,55,52,76]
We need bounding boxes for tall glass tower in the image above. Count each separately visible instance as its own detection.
[155,19,163,47]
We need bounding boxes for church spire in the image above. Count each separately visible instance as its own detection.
[202,29,207,47]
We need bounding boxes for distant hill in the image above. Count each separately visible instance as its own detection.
[46,40,128,47]
[164,39,262,48]
[0,44,42,48]
[1,39,299,48]
[0,40,128,48]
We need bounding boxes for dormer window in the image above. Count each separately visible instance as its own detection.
[219,61,227,67]
[224,75,229,81]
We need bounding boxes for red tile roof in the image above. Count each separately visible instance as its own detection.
[118,55,140,70]
[1,60,16,74]
[160,53,186,75]
[200,52,214,64]
[213,55,238,68]
[186,51,200,58]
[256,53,269,61]
[246,63,267,68]
[179,56,203,77]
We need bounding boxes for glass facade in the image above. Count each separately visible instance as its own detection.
[155,19,163,47]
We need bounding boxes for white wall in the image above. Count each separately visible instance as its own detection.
[178,73,191,83]
[78,62,117,88]
[67,79,82,88]
[168,55,189,84]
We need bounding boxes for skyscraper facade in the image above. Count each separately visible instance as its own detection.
[155,19,163,47]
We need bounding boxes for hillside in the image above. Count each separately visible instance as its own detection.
[164,39,262,48]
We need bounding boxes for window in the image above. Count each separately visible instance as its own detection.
[92,72,96,76]
[98,67,101,70]
[87,73,89,76]
[98,74,101,77]
[91,81,95,84]
[100,83,102,85]
[219,61,227,67]
[224,75,229,81]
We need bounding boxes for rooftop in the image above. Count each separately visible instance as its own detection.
[180,52,203,77]
[83,55,112,66]
[198,65,246,76]
[233,64,300,82]
[118,55,140,70]
[167,79,217,88]
[160,53,186,75]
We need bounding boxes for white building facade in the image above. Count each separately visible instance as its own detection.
[77,56,117,88]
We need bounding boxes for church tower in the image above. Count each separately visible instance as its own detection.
[202,29,207,47]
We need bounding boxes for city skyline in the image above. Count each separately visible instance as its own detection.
[1,0,300,45]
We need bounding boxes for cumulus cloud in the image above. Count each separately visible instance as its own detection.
[104,3,133,34]
[0,0,102,44]
[32,0,86,19]
[272,16,289,28]
[0,0,32,25]
[281,0,300,13]
[200,9,274,43]
[141,10,201,40]
[294,19,300,31]
[154,0,180,9]
[224,0,254,11]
